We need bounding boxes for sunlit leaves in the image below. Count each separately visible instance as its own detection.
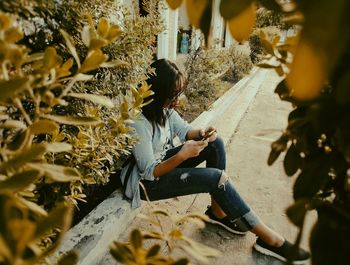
[0,77,30,103]
[220,0,253,20]
[167,0,183,9]
[79,49,108,73]
[0,194,73,264]
[227,2,256,43]
[286,199,308,228]
[0,170,41,194]
[286,41,326,100]
[67,93,114,108]
[43,114,101,126]
[186,0,209,28]
[60,29,81,68]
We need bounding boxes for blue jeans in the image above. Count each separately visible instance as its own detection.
[140,137,260,229]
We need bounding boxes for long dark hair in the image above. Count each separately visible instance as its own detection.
[142,59,185,126]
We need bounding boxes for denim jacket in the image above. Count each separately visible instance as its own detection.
[120,109,192,208]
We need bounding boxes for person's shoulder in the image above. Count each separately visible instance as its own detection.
[132,114,152,129]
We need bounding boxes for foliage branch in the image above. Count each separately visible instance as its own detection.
[166,0,350,264]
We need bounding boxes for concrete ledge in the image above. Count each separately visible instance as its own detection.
[57,67,267,265]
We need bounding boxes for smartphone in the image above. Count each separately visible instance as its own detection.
[201,129,216,141]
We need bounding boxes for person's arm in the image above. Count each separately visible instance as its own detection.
[153,140,208,177]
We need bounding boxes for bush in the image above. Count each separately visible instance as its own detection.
[178,46,231,121]
[222,45,253,83]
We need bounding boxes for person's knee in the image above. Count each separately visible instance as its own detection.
[218,170,229,189]
[210,136,225,150]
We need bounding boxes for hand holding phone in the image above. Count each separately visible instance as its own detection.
[201,129,216,141]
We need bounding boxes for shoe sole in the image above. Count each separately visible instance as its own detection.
[253,243,309,265]
[207,218,247,235]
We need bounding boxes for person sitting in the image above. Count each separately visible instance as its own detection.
[121,59,310,264]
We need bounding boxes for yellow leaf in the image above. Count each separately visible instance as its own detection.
[0,120,26,129]
[89,38,108,50]
[286,41,326,100]
[43,114,101,126]
[97,18,109,38]
[28,163,81,182]
[0,77,30,103]
[166,0,183,9]
[186,0,209,28]
[67,92,114,108]
[106,25,122,41]
[46,143,72,153]
[0,144,47,173]
[44,47,62,69]
[227,3,256,43]
[0,170,42,194]
[79,49,108,73]
[29,119,59,136]
[0,14,11,29]
[60,29,81,68]
[5,27,23,43]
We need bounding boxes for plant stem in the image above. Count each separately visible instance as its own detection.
[13,98,32,125]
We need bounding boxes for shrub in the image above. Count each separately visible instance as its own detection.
[179,46,231,121]
[222,45,253,83]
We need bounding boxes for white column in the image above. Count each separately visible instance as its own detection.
[168,8,179,60]
[211,0,224,47]
[157,4,170,59]
[224,25,234,47]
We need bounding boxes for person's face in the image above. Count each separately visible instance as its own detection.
[166,89,184,108]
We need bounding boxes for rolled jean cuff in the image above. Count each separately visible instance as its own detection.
[234,210,260,231]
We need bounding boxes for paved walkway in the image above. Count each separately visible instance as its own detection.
[96,69,315,264]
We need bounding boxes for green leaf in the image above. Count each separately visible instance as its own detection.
[268,134,289,165]
[27,163,81,182]
[56,251,79,265]
[220,0,253,20]
[29,120,59,136]
[0,170,42,194]
[286,199,308,228]
[60,29,80,68]
[34,203,72,240]
[43,114,101,126]
[0,77,30,103]
[293,155,331,200]
[67,93,114,108]
[0,144,47,173]
[130,229,142,250]
[335,70,350,106]
[284,144,302,176]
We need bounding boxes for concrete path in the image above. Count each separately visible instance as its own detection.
[59,67,316,265]
[96,68,315,264]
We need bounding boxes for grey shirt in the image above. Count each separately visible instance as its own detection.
[120,109,192,208]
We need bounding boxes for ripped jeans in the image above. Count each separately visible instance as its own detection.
[140,137,260,229]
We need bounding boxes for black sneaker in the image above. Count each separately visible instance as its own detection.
[253,237,310,264]
[204,207,248,235]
